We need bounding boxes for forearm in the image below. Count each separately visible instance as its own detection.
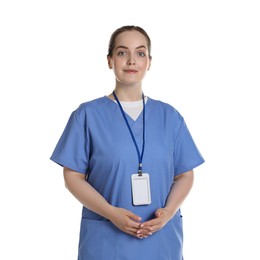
[165,170,194,218]
[63,167,146,238]
[138,170,194,235]
[63,167,114,220]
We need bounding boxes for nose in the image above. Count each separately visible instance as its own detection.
[127,54,135,65]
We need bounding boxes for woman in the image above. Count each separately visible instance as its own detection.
[50,25,204,259]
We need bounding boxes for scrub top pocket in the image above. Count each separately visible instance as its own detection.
[159,211,184,260]
[78,219,117,260]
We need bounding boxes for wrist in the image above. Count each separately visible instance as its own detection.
[164,206,177,220]
[103,204,117,221]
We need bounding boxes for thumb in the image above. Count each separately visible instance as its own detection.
[155,208,164,218]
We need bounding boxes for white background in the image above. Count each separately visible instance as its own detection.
[1,0,259,259]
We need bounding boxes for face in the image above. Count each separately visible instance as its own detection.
[107,30,151,87]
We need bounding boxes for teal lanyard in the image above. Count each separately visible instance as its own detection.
[113,91,146,176]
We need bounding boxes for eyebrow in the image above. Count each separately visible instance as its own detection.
[115,45,147,50]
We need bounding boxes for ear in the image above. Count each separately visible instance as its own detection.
[107,56,113,69]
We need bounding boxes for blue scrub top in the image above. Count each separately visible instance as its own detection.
[51,96,204,260]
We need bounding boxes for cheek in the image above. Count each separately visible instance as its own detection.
[141,60,150,70]
[108,57,120,69]
[114,59,127,71]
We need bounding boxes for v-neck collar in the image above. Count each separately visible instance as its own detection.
[104,95,153,128]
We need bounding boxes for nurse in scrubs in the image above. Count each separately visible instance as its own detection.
[51,25,204,260]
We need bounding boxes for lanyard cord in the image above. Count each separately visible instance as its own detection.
[113,91,145,176]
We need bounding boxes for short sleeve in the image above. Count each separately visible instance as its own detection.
[173,119,205,176]
[50,108,89,174]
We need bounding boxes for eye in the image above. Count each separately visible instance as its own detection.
[137,51,146,57]
[117,51,127,56]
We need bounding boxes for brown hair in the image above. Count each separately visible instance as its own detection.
[107,25,152,59]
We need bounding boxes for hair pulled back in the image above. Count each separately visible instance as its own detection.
[107,25,152,59]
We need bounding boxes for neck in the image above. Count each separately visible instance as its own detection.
[111,85,143,101]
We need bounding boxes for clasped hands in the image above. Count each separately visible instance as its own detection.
[110,207,172,239]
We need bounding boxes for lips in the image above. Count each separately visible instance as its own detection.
[124,69,138,73]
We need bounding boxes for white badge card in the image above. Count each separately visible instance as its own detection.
[131,173,151,205]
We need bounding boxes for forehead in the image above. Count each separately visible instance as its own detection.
[115,30,148,48]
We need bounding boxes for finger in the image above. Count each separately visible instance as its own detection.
[137,226,152,233]
[136,231,149,239]
[123,211,142,228]
[127,230,141,238]
[126,221,148,235]
[126,225,140,234]
[129,213,142,222]
[126,220,142,232]
[141,218,160,228]
[137,232,153,238]
[141,219,164,234]
[148,219,167,233]
[131,224,151,238]
[126,229,147,239]
[137,224,153,237]
[138,228,153,236]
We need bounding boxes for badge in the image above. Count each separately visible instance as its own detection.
[131,173,151,205]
